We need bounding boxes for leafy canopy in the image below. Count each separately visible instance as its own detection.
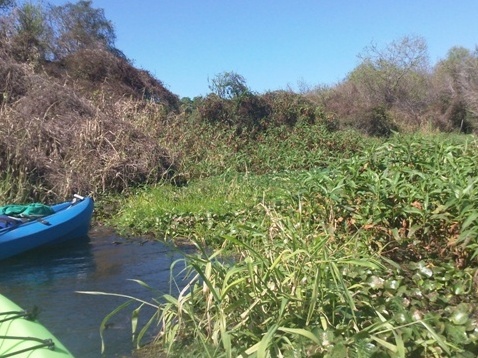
[49,0,116,59]
[208,71,249,99]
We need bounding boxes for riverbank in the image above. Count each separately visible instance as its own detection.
[106,133,478,357]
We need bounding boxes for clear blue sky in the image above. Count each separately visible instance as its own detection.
[48,0,478,99]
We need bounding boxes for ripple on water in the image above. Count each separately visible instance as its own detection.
[0,227,193,358]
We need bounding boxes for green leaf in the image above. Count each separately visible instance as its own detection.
[461,212,478,231]
[131,304,141,342]
[339,258,384,270]
[419,320,452,355]
[220,321,232,357]
[135,309,160,349]
[278,326,321,345]
[257,324,278,358]
[371,335,398,353]
[392,330,406,358]
[99,300,133,353]
[450,310,469,325]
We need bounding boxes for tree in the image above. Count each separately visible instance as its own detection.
[349,35,430,110]
[458,48,478,129]
[0,0,14,12]
[433,46,473,101]
[436,47,473,81]
[0,2,51,62]
[48,0,115,59]
[208,71,249,99]
[432,46,478,132]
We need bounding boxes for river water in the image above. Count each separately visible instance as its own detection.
[0,226,194,357]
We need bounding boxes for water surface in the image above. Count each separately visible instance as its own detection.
[0,226,192,357]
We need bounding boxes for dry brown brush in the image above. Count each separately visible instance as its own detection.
[0,50,179,202]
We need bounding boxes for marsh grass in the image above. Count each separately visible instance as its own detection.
[157,118,369,182]
[113,170,305,242]
[97,133,478,356]
[0,168,35,203]
[93,206,389,356]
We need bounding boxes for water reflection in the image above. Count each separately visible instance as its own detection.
[0,226,193,357]
[0,236,95,285]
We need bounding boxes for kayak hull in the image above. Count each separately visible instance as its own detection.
[0,196,94,261]
[0,294,74,357]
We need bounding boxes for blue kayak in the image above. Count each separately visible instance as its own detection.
[0,195,94,261]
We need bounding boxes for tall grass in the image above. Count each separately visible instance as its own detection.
[151,214,388,357]
[116,133,478,263]
[0,169,36,203]
[158,119,370,181]
[98,133,478,356]
[95,203,391,356]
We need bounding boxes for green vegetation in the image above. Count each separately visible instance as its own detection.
[101,133,478,357]
[1,1,478,357]
[1,2,478,203]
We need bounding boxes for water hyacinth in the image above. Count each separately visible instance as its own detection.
[98,133,478,356]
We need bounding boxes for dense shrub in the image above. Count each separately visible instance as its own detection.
[233,92,271,130]
[197,92,270,131]
[428,47,478,133]
[0,60,30,104]
[262,90,322,126]
[313,36,476,135]
[195,90,332,133]
[0,50,178,202]
[47,48,180,109]
[355,105,398,137]
[196,94,230,124]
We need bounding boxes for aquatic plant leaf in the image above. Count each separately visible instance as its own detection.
[135,309,160,349]
[445,323,468,346]
[277,326,321,345]
[384,279,400,291]
[417,262,433,278]
[370,335,398,353]
[461,212,478,231]
[419,320,453,355]
[99,300,133,354]
[257,324,278,358]
[76,290,159,308]
[450,310,469,325]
